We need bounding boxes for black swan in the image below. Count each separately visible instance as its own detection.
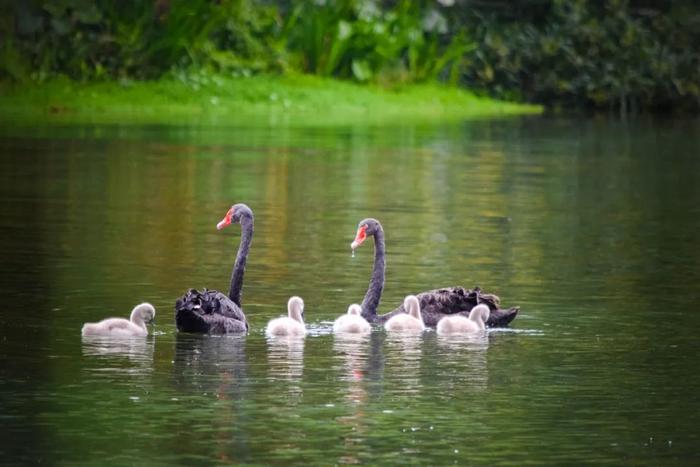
[81,303,156,337]
[333,304,371,334]
[437,304,490,335]
[384,295,425,332]
[174,203,252,334]
[265,296,306,337]
[350,218,519,327]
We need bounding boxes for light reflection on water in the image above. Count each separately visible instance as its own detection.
[1,117,699,465]
[80,336,155,375]
[266,336,305,403]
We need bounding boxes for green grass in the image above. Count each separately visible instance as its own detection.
[0,74,541,127]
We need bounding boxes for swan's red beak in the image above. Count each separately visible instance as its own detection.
[217,208,234,230]
[351,225,368,250]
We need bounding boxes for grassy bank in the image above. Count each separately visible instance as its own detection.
[0,74,540,127]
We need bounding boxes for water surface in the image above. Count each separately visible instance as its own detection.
[1,117,699,465]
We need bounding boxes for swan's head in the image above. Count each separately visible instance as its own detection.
[469,304,490,323]
[347,304,362,316]
[404,295,421,319]
[287,296,305,323]
[217,203,253,230]
[132,303,156,324]
[351,218,381,250]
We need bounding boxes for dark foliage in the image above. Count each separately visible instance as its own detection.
[458,0,700,113]
[1,0,698,112]
[2,0,284,81]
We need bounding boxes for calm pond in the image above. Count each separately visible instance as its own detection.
[1,116,699,465]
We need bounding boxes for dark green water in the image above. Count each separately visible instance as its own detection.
[1,117,699,465]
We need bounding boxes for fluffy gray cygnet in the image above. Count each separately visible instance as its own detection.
[384,295,425,333]
[333,304,371,334]
[81,303,156,337]
[436,304,490,335]
[266,296,306,337]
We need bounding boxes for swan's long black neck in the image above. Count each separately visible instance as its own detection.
[229,216,253,306]
[361,226,385,320]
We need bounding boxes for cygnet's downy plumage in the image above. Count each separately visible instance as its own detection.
[436,304,490,335]
[333,304,371,334]
[384,295,425,333]
[81,303,156,337]
[266,296,306,337]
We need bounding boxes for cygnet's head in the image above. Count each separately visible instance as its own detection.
[469,304,490,323]
[403,295,421,319]
[347,304,362,316]
[287,296,305,323]
[132,303,156,324]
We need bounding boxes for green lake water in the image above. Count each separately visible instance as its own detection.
[1,116,699,465]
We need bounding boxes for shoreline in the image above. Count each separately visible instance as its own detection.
[0,74,541,127]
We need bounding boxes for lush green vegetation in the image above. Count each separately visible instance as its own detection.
[459,0,700,114]
[0,73,539,126]
[1,0,698,114]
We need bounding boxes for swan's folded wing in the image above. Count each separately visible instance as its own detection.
[175,288,248,334]
[384,286,516,327]
[208,292,248,325]
[415,287,478,315]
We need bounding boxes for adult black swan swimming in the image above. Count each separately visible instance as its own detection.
[175,204,253,334]
[350,218,519,328]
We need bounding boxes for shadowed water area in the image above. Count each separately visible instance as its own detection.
[1,116,699,465]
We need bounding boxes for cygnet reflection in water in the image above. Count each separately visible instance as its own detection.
[333,333,371,383]
[333,334,372,465]
[266,335,305,403]
[383,333,423,396]
[433,332,490,393]
[80,333,155,380]
[80,335,155,370]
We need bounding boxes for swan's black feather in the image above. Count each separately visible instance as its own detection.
[175,288,248,334]
[376,286,518,328]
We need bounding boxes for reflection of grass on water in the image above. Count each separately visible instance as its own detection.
[0,74,541,127]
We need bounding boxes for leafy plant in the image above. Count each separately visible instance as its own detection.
[284,0,468,84]
[3,0,285,80]
[460,0,700,113]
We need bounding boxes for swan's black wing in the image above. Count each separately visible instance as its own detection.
[175,288,248,334]
[381,286,518,328]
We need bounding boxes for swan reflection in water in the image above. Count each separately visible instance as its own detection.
[266,335,305,404]
[172,333,250,463]
[173,333,248,392]
[81,335,155,376]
